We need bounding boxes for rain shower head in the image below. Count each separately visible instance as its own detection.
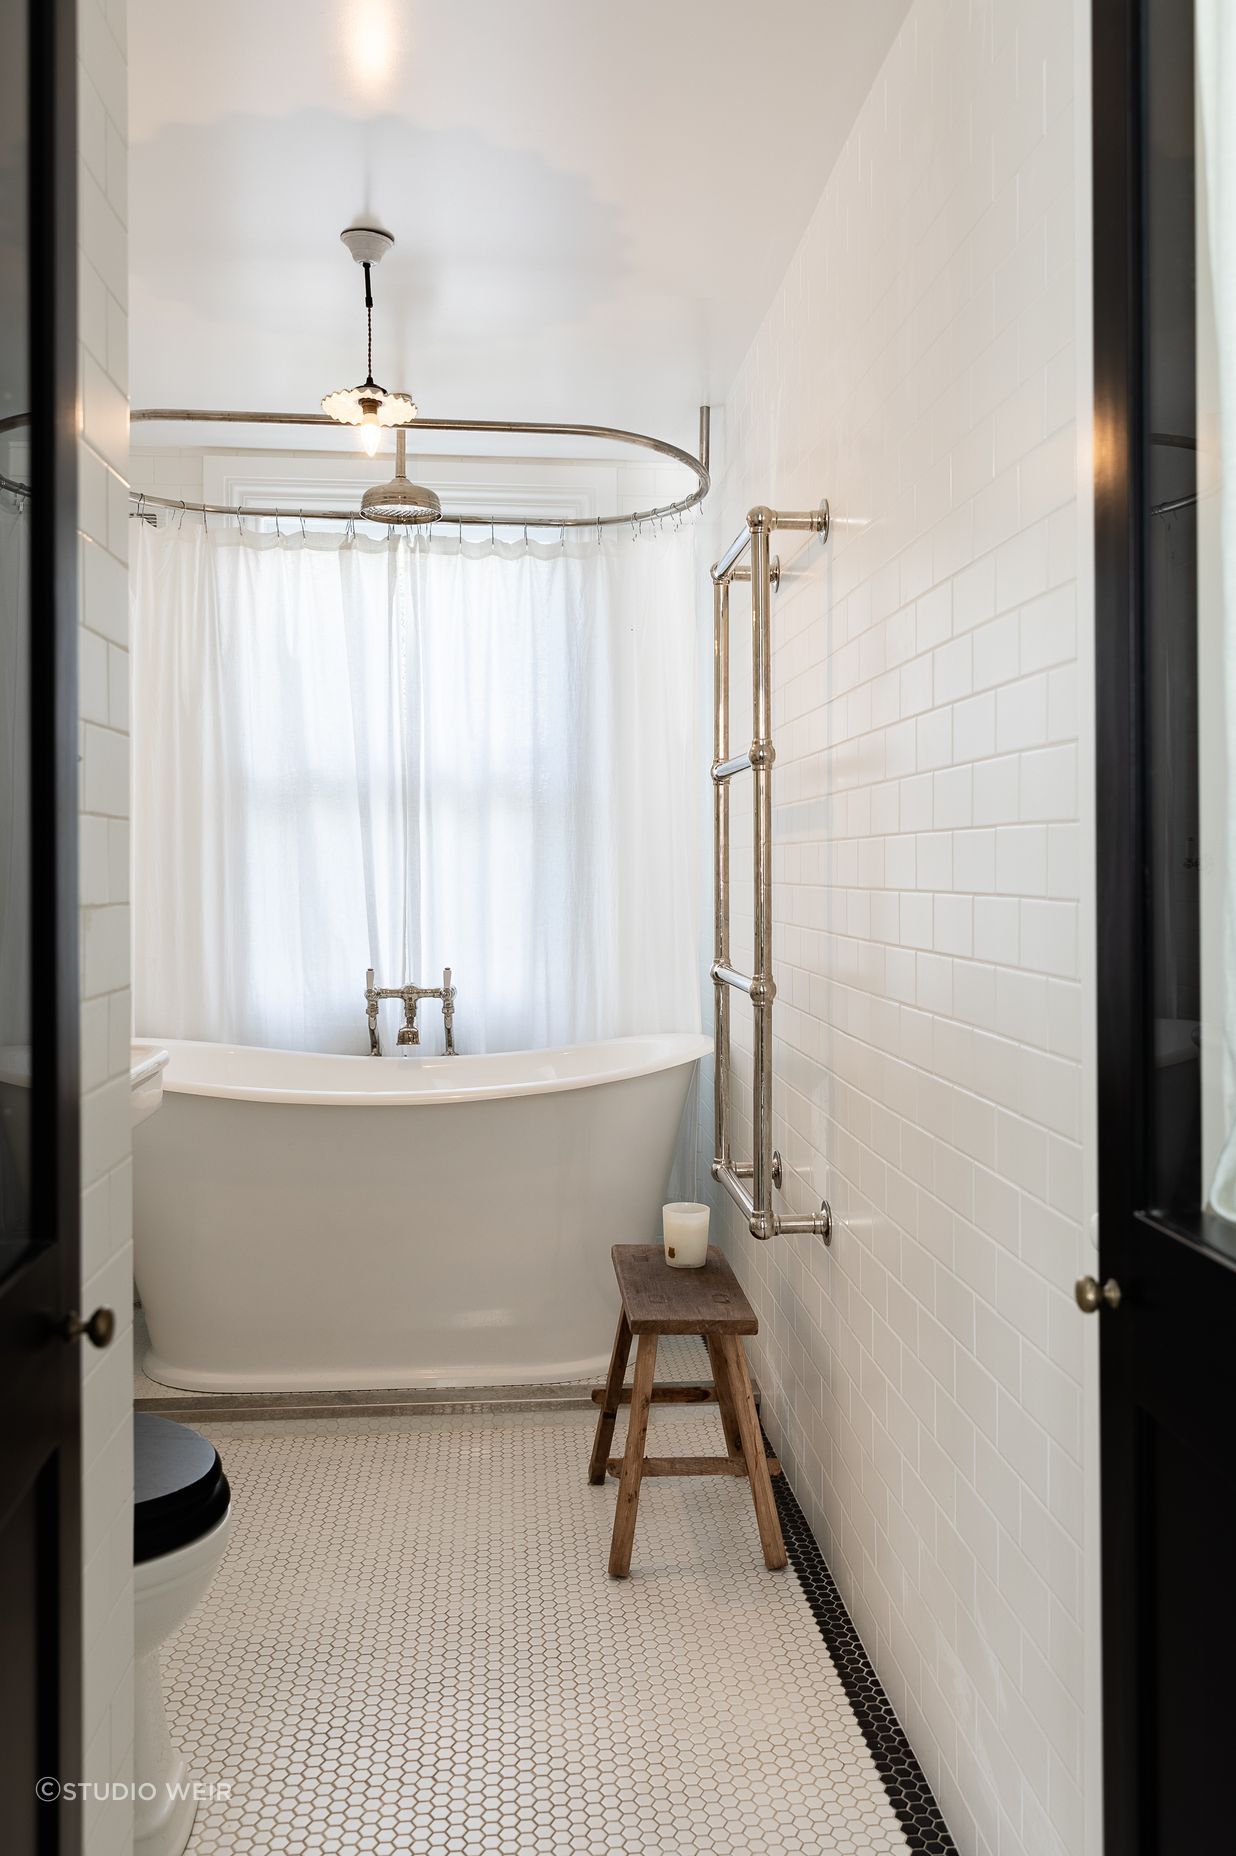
[360,430,442,525]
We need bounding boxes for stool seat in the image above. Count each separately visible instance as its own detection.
[590,1244,786,1579]
[610,1243,758,1333]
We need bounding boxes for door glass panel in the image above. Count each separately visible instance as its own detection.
[0,0,33,1281]
[1144,0,1201,1222]
[1196,3,1236,1233]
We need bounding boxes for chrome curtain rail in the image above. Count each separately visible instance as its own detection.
[709,502,832,1243]
[126,406,711,532]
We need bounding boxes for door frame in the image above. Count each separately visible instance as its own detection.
[1091,0,1143,1827]
[30,0,82,1828]
[1093,0,1236,1847]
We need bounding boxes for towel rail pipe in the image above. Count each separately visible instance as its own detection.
[750,515,775,1237]
[708,501,832,1245]
[712,1160,755,1222]
[712,575,731,1178]
[711,524,753,583]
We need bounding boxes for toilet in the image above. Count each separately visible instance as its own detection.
[134,1414,231,1856]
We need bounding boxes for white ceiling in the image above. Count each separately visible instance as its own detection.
[128,0,908,451]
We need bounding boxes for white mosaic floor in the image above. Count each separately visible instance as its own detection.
[165,1408,914,1856]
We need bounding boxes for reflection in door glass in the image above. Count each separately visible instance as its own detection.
[0,0,32,1280]
[1197,5,1236,1224]
[1143,0,1201,1219]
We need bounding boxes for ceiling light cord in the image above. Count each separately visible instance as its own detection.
[363,261,375,387]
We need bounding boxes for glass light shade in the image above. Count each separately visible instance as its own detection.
[319,383,418,427]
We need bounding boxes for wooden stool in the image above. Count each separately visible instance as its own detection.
[589,1244,787,1579]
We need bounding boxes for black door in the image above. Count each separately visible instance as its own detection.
[0,2,88,1851]
[1093,0,1236,1848]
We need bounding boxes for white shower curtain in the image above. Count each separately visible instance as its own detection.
[131,521,701,1055]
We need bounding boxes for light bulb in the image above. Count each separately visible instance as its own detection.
[360,420,381,458]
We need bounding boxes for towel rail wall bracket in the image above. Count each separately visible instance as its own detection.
[710,502,832,1244]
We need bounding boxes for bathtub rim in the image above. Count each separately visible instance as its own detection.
[142,1030,713,1107]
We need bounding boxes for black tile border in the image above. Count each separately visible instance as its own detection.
[773,1464,958,1855]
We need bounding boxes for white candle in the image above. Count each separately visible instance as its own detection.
[663,1201,709,1269]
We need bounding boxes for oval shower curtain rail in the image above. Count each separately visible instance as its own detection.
[126,406,711,530]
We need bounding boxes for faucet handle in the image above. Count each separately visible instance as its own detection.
[365,967,381,1056]
[441,967,457,1055]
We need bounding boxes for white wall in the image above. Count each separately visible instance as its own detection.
[695,2,1097,1852]
[78,0,134,1846]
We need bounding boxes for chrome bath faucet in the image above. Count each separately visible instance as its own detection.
[365,967,457,1056]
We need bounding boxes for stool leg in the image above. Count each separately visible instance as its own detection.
[589,1311,632,1485]
[608,1330,658,1579]
[720,1333,787,1571]
[706,1333,743,1460]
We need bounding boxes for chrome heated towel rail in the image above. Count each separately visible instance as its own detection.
[710,503,832,1242]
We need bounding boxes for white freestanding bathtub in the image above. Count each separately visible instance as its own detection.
[133,1033,710,1392]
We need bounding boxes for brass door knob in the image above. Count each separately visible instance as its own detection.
[61,1307,116,1348]
[1074,1276,1122,1314]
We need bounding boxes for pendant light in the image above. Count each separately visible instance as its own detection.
[321,225,417,456]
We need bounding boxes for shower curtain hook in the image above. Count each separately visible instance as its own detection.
[490,520,495,549]
[135,491,145,524]
[596,517,602,550]
[234,504,242,533]
[177,500,186,530]
[459,520,464,551]
[523,524,529,552]
[274,511,282,539]
[560,524,566,552]
[300,511,307,541]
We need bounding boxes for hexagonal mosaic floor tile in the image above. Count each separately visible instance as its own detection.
[162,1407,953,1855]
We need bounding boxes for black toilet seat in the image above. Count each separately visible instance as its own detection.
[134,1414,231,1564]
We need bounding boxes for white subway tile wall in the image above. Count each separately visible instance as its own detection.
[694,2,1094,1853]
[78,0,133,1848]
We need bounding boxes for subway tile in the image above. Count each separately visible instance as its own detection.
[952,553,997,635]
[952,690,997,763]
[995,673,1049,752]
[1020,743,1076,821]
[81,349,128,478]
[995,824,1048,896]
[972,755,1021,826]
[82,535,129,646]
[954,828,996,893]
[83,723,128,818]
[972,612,1021,691]
[1020,899,1079,979]
[80,624,109,726]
